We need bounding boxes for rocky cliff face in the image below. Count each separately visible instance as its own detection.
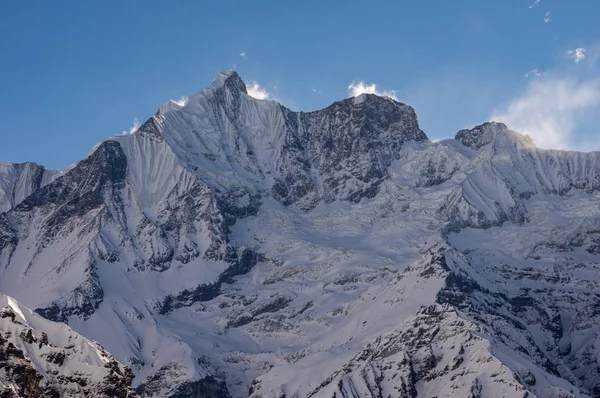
[0,162,59,214]
[154,71,426,211]
[0,71,599,397]
[0,293,135,397]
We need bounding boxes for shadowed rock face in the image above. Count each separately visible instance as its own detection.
[1,141,128,323]
[137,375,231,398]
[455,122,502,150]
[16,140,128,235]
[0,162,60,214]
[154,72,428,211]
[274,93,427,207]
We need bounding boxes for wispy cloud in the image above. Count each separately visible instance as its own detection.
[240,51,246,58]
[348,81,398,100]
[529,0,540,8]
[567,48,586,63]
[246,81,270,100]
[544,11,552,23]
[491,75,600,149]
[121,118,140,135]
[312,88,321,95]
[525,69,542,78]
[170,96,188,106]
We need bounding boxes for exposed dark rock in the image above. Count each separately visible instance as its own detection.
[136,363,231,398]
[455,122,503,150]
[158,248,259,314]
[170,377,232,398]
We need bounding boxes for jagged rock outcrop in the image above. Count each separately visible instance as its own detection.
[0,293,136,397]
[303,305,533,398]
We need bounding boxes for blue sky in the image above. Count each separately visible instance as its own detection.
[1,0,599,170]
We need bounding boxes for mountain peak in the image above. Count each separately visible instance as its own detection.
[349,92,399,106]
[455,121,535,150]
[158,71,247,116]
[207,70,247,95]
[455,122,505,150]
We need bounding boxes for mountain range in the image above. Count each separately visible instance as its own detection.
[1,71,599,398]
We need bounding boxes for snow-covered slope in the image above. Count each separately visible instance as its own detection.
[1,71,599,397]
[443,122,600,230]
[0,162,59,214]
[154,71,426,210]
[0,293,135,397]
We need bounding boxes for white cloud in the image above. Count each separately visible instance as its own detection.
[312,88,321,95]
[246,81,270,100]
[525,69,542,78]
[567,48,586,63]
[347,81,398,100]
[121,118,140,135]
[240,51,246,58]
[170,96,188,106]
[529,0,540,8]
[544,11,552,23]
[491,75,600,149]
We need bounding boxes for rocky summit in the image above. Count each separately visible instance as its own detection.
[0,71,599,397]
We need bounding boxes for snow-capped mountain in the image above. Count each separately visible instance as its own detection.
[0,293,135,397]
[0,162,60,214]
[1,71,599,397]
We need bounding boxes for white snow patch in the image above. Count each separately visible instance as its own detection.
[6,296,26,322]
